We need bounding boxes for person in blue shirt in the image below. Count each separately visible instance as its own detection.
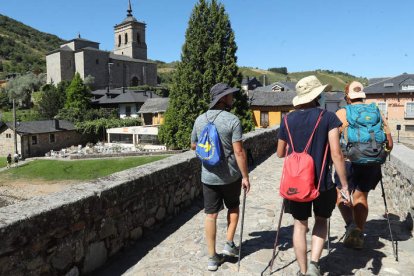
[277,76,350,276]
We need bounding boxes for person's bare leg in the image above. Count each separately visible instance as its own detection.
[205,213,219,256]
[336,188,353,226]
[226,207,239,242]
[353,190,369,231]
[311,216,328,262]
[293,219,308,274]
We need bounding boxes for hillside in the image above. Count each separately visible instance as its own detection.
[155,61,367,91]
[0,14,65,78]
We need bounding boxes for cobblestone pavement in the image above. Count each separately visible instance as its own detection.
[95,154,414,276]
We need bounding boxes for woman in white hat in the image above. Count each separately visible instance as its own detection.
[277,76,350,276]
[334,81,393,250]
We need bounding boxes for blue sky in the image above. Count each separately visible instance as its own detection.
[1,0,413,78]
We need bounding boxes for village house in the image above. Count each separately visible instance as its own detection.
[241,77,262,93]
[364,73,414,138]
[91,88,159,119]
[0,120,86,158]
[249,90,296,128]
[137,97,169,126]
[105,97,169,146]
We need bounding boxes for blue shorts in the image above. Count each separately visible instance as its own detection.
[335,161,382,193]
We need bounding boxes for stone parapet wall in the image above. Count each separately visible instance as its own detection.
[382,144,414,233]
[0,127,279,275]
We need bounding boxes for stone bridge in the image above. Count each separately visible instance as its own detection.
[0,127,413,275]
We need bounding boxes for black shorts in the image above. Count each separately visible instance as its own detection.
[335,161,382,193]
[203,178,242,214]
[284,187,337,221]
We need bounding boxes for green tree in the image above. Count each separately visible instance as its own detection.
[64,73,91,110]
[6,72,45,107]
[37,83,66,119]
[159,0,253,149]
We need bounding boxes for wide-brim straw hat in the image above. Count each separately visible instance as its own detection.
[293,75,332,107]
[209,83,239,109]
[347,81,366,99]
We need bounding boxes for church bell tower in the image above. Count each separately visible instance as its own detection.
[114,0,147,60]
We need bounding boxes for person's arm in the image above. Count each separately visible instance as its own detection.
[233,141,250,193]
[381,113,393,151]
[190,124,197,150]
[276,139,287,158]
[328,127,351,205]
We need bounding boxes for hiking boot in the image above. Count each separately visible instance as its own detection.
[343,223,356,248]
[344,226,363,249]
[297,271,306,276]
[353,232,364,249]
[306,261,321,276]
[207,254,224,271]
[222,241,239,257]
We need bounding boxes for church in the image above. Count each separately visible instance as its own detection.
[46,1,157,89]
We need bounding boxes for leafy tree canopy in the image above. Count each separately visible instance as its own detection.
[159,0,254,149]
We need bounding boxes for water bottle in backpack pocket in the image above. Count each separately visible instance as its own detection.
[345,103,387,165]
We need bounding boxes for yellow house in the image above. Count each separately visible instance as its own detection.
[138,98,169,126]
[249,90,295,128]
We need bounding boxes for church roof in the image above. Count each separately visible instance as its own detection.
[65,38,99,44]
[109,53,155,64]
[46,45,74,55]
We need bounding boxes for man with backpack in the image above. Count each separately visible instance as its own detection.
[191,83,250,271]
[277,76,350,276]
[335,81,393,249]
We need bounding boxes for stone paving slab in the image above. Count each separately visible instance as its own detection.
[95,154,414,276]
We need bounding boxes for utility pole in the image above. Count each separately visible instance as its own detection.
[12,98,18,154]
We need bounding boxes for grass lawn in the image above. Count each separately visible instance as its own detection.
[0,155,169,181]
[0,156,6,168]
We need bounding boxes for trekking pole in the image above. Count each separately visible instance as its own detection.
[327,218,331,255]
[237,188,247,272]
[380,179,398,261]
[269,201,285,272]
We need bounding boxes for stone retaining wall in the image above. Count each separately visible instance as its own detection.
[382,144,414,233]
[0,127,279,275]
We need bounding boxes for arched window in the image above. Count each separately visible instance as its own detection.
[118,35,121,47]
[137,33,141,44]
[125,33,128,44]
[131,76,139,86]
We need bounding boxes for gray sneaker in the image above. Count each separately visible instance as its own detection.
[207,254,224,271]
[222,241,239,257]
[306,261,321,276]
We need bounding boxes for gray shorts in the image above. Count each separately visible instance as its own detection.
[202,178,242,214]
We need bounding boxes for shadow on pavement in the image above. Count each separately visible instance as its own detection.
[89,199,204,276]
[320,214,410,275]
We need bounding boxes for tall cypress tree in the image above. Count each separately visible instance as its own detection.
[159,0,254,149]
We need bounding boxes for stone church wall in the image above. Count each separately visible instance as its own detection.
[82,50,110,89]
[0,127,279,275]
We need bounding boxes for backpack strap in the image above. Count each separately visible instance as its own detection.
[206,110,224,124]
[284,109,326,153]
[315,142,329,191]
[303,110,326,153]
[284,115,296,152]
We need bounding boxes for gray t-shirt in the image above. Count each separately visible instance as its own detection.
[191,110,243,185]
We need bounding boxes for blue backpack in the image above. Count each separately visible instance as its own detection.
[195,111,223,166]
[344,103,387,165]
